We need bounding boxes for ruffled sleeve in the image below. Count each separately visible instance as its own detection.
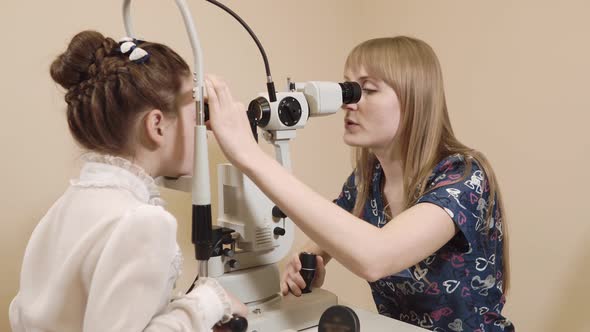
[83,205,232,331]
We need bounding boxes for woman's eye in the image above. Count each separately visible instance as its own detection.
[362,88,377,94]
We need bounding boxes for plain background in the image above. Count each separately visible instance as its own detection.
[1,1,589,331]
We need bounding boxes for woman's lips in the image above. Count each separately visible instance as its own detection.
[345,119,359,130]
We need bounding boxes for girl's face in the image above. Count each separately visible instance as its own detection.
[342,66,401,152]
[161,76,196,177]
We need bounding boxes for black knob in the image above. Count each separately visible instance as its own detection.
[228,259,240,269]
[220,315,248,332]
[278,96,302,127]
[273,227,286,236]
[223,248,235,257]
[318,305,360,332]
[272,206,287,219]
[299,252,317,294]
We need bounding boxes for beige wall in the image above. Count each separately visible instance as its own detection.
[2,1,588,331]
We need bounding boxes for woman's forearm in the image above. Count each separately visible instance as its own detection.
[241,150,390,280]
[303,240,332,265]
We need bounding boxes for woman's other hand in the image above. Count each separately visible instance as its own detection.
[204,75,260,167]
[280,253,326,297]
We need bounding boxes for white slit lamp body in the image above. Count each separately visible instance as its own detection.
[160,82,344,331]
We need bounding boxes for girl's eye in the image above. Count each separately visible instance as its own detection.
[362,88,377,94]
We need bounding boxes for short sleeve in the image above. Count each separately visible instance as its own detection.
[416,155,493,250]
[333,172,357,213]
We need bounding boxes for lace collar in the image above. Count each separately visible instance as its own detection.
[71,153,165,206]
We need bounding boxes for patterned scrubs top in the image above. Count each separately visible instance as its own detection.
[334,154,514,332]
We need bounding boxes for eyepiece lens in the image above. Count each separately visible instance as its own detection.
[339,82,362,104]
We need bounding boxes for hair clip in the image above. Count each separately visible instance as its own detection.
[129,47,150,64]
[118,37,150,64]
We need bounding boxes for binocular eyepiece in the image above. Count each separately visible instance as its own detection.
[247,81,362,132]
[338,81,362,104]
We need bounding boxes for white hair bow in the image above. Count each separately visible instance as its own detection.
[118,37,150,64]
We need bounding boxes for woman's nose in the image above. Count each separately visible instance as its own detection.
[342,102,359,111]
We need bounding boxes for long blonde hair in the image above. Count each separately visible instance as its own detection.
[345,36,510,292]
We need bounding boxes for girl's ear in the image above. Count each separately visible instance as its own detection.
[143,109,166,148]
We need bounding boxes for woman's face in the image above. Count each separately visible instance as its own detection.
[342,65,401,152]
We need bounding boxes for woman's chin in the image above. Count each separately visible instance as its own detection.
[343,135,364,148]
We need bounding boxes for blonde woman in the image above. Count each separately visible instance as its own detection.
[205,36,514,331]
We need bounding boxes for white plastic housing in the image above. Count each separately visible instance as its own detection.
[299,81,343,117]
[257,91,309,131]
[217,163,294,268]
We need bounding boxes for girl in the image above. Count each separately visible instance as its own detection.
[10,30,246,332]
[205,36,514,331]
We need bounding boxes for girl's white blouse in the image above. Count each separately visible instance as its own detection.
[10,154,231,331]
